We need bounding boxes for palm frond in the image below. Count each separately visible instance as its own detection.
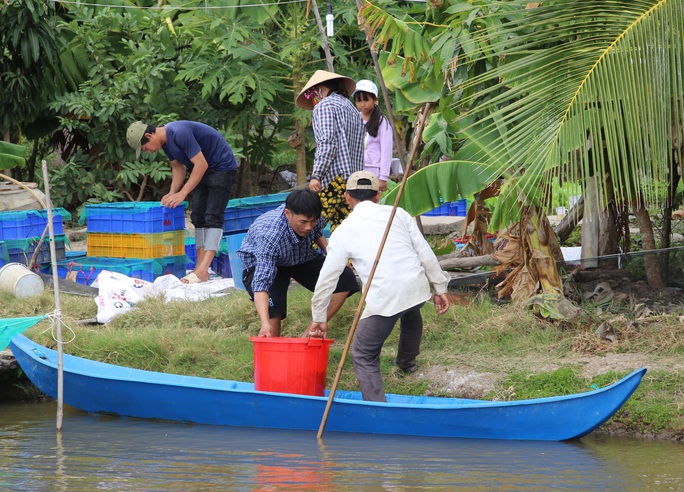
[455,0,684,210]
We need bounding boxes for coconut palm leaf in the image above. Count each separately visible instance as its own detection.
[454,0,684,210]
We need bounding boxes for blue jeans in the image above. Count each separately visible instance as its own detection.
[190,169,237,229]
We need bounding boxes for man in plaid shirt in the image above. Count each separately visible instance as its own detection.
[237,189,359,338]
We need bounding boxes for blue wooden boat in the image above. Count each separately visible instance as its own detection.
[9,334,645,441]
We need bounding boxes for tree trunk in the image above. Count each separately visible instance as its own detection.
[581,178,600,269]
[553,195,584,242]
[235,120,252,196]
[438,254,500,270]
[293,72,307,187]
[597,177,619,269]
[581,176,619,269]
[633,204,666,288]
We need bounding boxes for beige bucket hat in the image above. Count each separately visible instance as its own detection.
[296,70,356,110]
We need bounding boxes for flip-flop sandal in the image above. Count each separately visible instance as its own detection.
[181,272,202,284]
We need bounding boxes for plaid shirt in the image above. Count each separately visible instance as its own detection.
[237,205,325,292]
[311,93,365,188]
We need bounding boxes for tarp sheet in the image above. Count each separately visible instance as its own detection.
[0,315,47,350]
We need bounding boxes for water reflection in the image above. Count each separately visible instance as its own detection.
[1,401,683,491]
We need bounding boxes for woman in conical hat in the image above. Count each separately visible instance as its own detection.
[296,70,365,231]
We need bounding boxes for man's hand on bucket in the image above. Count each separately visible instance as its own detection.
[303,321,327,338]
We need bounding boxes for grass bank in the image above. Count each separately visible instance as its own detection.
[2,284,683,440]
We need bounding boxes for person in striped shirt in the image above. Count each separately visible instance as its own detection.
[296,70,365,232]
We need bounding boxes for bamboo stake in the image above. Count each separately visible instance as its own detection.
[41,160,65,431]
[317,103,433,440]
[309,0,335,72]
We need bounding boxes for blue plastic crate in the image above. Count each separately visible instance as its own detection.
[184,237,196,269]
[422,202,453,217]
[226,232,247,290]
[211,252,232,278]
[43,257,160,286]
[453,199,468,216]
[4,235,67,266]
[0,241,7,268]
[154,255,189,279]
[223,192,290,233]
[0,208,71,240]
[208,235,233,278]
[84,201,186,233]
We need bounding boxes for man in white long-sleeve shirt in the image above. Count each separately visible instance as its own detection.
[309,171,451,401]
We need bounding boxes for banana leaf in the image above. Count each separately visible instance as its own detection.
[381,160,495,216]
[0,141,26,157]
[0,153,26,170]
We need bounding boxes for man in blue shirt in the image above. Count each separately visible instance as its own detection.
[238,189,359,338]
[126,120,238,284]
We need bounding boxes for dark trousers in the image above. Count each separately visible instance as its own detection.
[191,169,237,229]
[351,302,425,402]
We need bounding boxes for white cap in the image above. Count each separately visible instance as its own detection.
[351,79,378,98]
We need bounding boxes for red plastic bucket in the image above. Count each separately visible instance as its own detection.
[249,337,334,396]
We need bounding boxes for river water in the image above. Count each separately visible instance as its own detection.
[1,400,683,491]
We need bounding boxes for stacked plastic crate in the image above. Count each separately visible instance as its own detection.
[0,208,72,270]
[47,202,187,285]
[421,198,471,217]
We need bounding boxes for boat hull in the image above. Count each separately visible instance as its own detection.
[9,335,645,441]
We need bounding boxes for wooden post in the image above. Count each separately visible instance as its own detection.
[309,0,335,72]
[42,160,64,431]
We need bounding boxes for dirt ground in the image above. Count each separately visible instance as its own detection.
[422,266,684,400]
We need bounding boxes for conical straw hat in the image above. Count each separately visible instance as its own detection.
[296,70,356,110]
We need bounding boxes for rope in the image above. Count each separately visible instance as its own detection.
[43,311,76,346]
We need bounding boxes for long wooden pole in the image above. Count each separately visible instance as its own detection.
[310,0,335,72]
[317,103,433,440]
[41,160,64,431]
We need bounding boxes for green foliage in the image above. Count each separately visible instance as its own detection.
[0,0,84,134]
[44,151,125,209]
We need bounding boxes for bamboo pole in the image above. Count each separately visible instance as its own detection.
[41,160,65,431]
[317,103,433,440]
[309,0,335,72]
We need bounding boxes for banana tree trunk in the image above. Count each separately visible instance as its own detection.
[495,205,579,320]
[633,204,666,288]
